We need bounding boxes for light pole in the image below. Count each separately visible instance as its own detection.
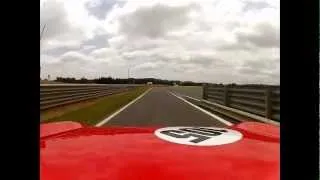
[40,24,46,78]
[128,68,130,79]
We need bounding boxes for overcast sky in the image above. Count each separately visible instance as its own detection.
[40,0,279,84]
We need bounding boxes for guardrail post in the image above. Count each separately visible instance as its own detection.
[265,87,272,119]
[223,86,229,106]
[203,84,207,100]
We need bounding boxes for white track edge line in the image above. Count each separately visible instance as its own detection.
[168,91,233,126]
[95,88,152,127]
[182,94,201,102]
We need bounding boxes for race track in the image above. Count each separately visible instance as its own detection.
[102,87,228,127]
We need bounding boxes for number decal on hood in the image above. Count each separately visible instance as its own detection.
[154,127,242,146]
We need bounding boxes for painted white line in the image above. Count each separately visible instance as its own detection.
[170,91,201,102]
[95,88,152,127]
[168,91,233,126]
[182,94,201,102]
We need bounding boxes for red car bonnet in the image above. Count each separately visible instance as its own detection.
[40,121,279,180]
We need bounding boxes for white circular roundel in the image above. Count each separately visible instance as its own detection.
[154,127,243,146]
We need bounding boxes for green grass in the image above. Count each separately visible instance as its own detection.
[43,87,149,125]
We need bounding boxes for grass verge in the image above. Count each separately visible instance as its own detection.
[42,86,149,125]
[40,100,98,121]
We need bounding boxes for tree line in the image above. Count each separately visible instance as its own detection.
[54,77,204,86]
[51,77,279,87]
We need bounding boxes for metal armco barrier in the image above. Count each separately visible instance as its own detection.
[203,84,280,122]
[40,84,140,111]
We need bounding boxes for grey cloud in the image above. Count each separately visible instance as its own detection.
[90,48,118,59]
[82,34,110,48]
[40,1,70,39]
[134,62,162,71]
[238,58,278,75]
[217,43,253,51]
[119,40,160,52]
[45,34,110,56]
[225,21,242,30]
[245,59,277,69]
[187,56,216,67]
[80,46,97,55]
[120,47,217,68]
[170,63,202,74]
[236,22,279,48]
[46,47,79,56]
[217,23,279,51]
[175,56,229,71]
[118,3,198,38]
[85,0,122,20]
[122,53,167,65]
[113,37,178,58]
[242,1,272,12]
[40,0,85,42]
[238,67,262,75]
[60,51,89,64]
[198,21,213,32]
[269,71,280,79]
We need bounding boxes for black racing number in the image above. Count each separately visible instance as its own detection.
[180,128,227,136]
[160,128,228,144]
[160,130,210,143]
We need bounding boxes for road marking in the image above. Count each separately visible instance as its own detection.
[182,94,201,102]
[168,91,233,126]
[95,88,152,127]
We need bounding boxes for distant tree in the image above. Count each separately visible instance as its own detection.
[79,77,88,84]
[52,76,213,86]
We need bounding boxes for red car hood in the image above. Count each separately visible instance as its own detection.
[40,121,279,180]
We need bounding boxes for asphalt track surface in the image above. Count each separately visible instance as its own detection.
[103,87,227,127]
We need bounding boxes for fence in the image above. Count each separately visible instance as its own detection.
[203,84,280,122]
[40,84,140,111]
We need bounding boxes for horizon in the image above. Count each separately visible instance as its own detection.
[40,76,280,86]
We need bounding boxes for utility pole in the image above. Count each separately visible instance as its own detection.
[40,24,46,41]
[128,68,130,84]
[128,68,130,79]
[40,24,47,78]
